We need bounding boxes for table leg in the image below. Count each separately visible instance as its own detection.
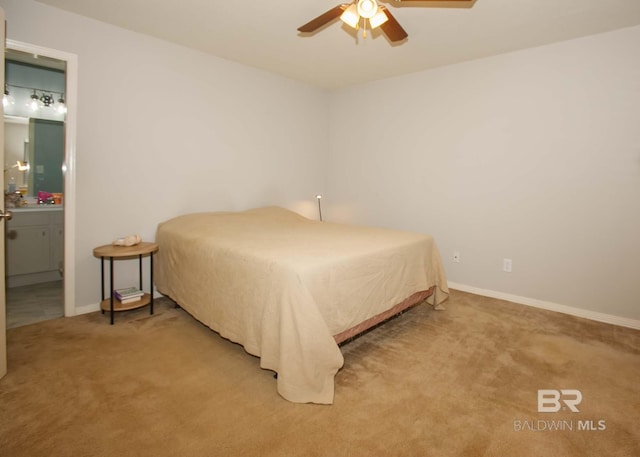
[150,252,154,315]
[109,256,114,325]
[100,256,105,314]
[138,254,143,290]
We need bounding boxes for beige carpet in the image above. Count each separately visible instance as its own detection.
[1,290,638,457]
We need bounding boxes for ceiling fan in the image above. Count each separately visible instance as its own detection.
[298,0,471,43]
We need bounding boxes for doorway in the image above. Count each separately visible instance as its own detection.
[4,40,77,327]
[4,49,65,327]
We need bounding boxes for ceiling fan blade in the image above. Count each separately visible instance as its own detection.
[386,0,475,7]
[379,7,408,42]
[297,5,348,33]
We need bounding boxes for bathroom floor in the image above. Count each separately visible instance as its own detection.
[6,280,64,329]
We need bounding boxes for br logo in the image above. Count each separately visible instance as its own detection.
[537,389,582,413]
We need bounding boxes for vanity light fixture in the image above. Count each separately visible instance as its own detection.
[29,90,43,111]
[5,84,66,116]
[56,95,67,114]
[40,93,55,107]
[3,86,15,108]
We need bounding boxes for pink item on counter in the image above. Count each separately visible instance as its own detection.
[37,191,53,204]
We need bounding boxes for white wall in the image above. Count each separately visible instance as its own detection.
[2,0,638,324]
[327,26,640,321]
[1,0,329,310]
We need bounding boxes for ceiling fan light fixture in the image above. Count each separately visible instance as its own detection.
[298,0,418,44]
[357,0,378,19]
[369,9,389,29]
[340,4,360,29]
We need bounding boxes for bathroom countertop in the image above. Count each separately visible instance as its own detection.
[10,204,63,212]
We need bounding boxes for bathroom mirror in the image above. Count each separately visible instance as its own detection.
[4,49,66,197]
[4,116,63,197]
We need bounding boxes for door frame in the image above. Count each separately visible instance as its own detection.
[6,39,78,317]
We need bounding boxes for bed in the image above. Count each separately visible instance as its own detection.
[154,206,448,404]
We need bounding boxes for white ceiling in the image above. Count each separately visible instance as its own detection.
[35,0,640,90]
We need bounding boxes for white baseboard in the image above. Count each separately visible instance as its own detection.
[448,282,640,330]
[8,271,62,288]
[74,303,101,316]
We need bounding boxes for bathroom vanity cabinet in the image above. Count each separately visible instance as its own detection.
[6,207,63,288]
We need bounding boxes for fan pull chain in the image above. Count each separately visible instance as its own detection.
[363,18,368,39]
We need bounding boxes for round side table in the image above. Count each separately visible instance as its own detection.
[93,241,159,324]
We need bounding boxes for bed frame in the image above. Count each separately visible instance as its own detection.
[333,287,435,345]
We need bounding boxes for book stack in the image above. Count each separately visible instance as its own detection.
[113,286,144,304]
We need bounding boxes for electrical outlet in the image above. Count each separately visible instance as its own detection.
[503,258,512,273]
[453,251,460,263]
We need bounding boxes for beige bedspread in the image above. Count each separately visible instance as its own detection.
[154,206,448,404]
